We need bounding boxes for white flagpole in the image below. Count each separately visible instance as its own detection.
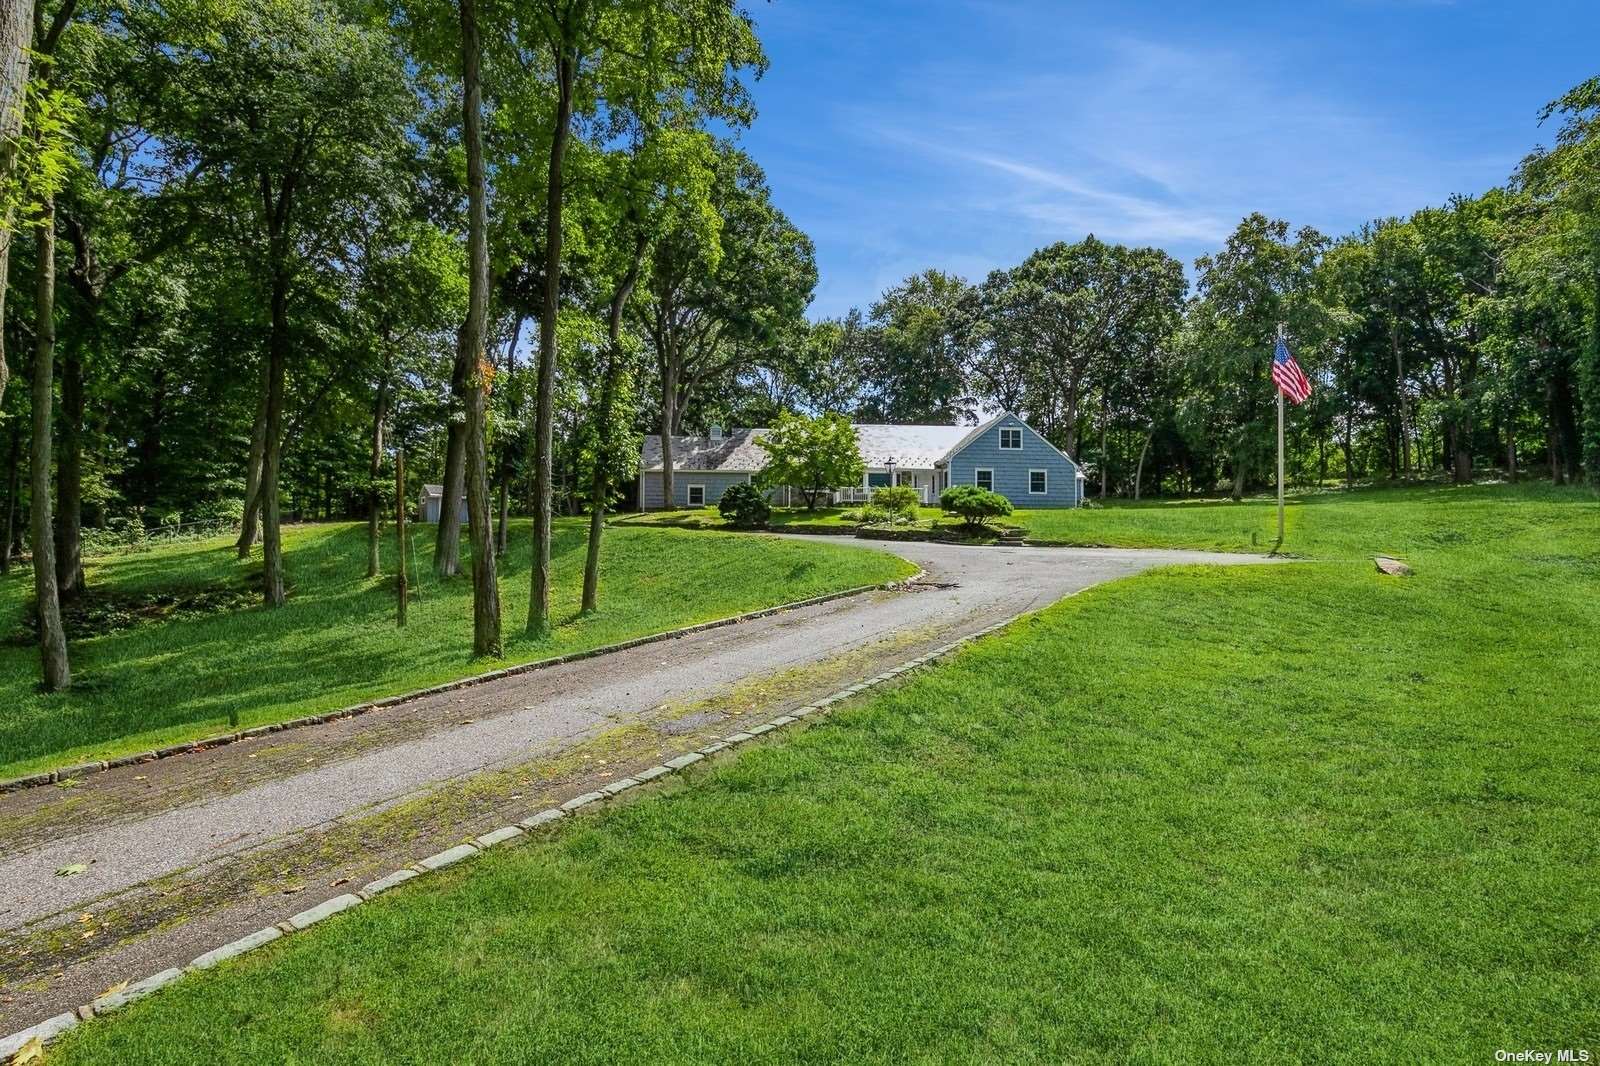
[1276,323,1286,546]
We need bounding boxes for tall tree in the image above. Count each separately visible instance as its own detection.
[859,269,973,424]
[1183,215,1327,499]
[159,0,415,604]
[639,144,814,510]
[968,237,1184,465]
[453,0,500,654]
[522,0,765,632]
[1517,77,1600,484]
[0,0,38,412]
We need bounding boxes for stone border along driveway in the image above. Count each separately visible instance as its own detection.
[0,574,924,796]
[0,613,1010,1063]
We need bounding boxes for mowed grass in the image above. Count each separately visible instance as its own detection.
[622,482,1529,554]
[49,482,1600,1063]
[0,521,914,778]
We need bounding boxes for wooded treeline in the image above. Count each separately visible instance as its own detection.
[1,0,1596,690]
[777,81,1600,503]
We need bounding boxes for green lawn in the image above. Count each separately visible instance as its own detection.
[619,504,873,531]
[0,521,914,779]
[623,487,1469,553]
[49,483,1600,1062]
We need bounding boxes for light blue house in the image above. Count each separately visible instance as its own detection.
[640,412,1083,510]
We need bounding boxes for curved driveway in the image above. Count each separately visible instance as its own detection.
[0,537,1271,932]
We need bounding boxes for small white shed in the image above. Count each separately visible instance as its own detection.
[417,484,469,524]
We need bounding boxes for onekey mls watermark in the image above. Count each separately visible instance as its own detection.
[1494,1051,1591,1064]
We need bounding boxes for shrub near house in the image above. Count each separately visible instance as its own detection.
[871,485,920,524]
[717,482,771,529]
[941,485,1013,530]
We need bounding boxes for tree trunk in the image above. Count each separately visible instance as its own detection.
[433,418,464,576]
[55,347,84,596]
[366,375,388,578]
[1552,361,1580,484]
[582,357,618,615]
[658,351,677,510]
[1,419,18,574]
[0,0,35,414]
[395,447,407,627]
[1098,392,1110,500]
[1452,427,1471,485]
[1389,321,1410,480]
[459,0,500,656]
[495,473,508,555]
[582,246,643,615]
[236,359,268,557]
[1230,456,1245,502]
[1132,425,1152,501]
[498,316,523,556]
[1547,377,1565,485]
[31,202,69,690]
[528,40,575,635]
[261,263,289,607]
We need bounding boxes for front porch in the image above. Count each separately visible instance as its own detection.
[831,466,946,506]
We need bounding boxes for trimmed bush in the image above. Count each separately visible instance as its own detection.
[939,485,1013,530]
[871,485,920,524]
[717,482,771,529]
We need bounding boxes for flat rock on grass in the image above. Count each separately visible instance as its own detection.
[1374,556,1413,576]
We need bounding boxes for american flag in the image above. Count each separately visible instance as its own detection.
[1271,337,1312,404]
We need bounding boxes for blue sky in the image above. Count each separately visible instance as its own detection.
[736,0,1600,319]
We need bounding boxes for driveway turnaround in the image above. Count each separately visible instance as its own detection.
[0,537,1271,1027]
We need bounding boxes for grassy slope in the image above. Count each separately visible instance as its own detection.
[53,483,1600,1062]
[0,521,913,778]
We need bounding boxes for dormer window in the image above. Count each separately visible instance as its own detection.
[999,426,1022,450]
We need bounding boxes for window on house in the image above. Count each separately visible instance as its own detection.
[687,484,706,506]
[975,469,993,491]
[1029,469,1047,494]
[867,471,891,488]
[999,426,1022,450]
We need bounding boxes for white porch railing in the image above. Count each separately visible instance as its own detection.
[831,485,932,506]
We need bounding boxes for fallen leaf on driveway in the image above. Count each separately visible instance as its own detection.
[56,863,88,877]
[99,980,129,999]
[282,884,306,894]
[330,877,349,887]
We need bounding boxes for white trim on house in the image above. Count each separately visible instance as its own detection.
[975,468,994,490]
[687,484,706,506]
[999,426,1023,450]
[1029,469,1048,494]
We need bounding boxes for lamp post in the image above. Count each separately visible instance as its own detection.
[885,457,897,525]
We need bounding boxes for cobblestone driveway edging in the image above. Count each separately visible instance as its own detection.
[0,609,1009,1063]
[0,574,922,797]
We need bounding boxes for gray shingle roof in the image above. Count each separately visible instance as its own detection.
[639,430,773,473]
[640,422,983,474]
[852,424,972,469]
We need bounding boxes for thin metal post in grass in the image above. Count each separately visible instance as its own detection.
[395,448,408,627]
[1275,322,1286,549]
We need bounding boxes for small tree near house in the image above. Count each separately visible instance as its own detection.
[757,412,865,510]
[940,485,1013,531]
